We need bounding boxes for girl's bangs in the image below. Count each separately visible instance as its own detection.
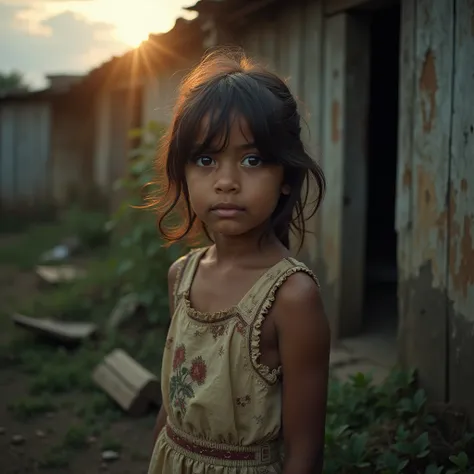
[177,75,285,161]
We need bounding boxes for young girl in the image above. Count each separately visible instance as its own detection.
[148,49,330,474]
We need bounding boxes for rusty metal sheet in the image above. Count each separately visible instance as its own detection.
[0,103,51,210]
[401,0,454,402]
[396,0,416,366]
[448,0,474,422]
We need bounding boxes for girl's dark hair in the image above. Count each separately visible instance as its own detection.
[152,48,325,249]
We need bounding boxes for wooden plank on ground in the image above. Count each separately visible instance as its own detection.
[36,265,86,285]
[11,313,97,344]
[92,349,160,416]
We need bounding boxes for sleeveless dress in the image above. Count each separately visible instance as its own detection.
[148,247,318,474]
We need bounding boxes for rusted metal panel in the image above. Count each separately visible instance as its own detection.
[277,8,291,80]
[0,103,51,210]
[448,0,474,421]
[258,19,279,71]
[299,0,324,271]
[285,4,304,98]
[405,0,454,401]
[0,106,16,207]
[396,0,416,366]
[320,13,346,336]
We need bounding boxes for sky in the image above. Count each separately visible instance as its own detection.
[0,0,195,88]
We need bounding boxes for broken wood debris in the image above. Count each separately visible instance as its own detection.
[92,349,160,416]
[11,313,97,345]
[36,265,86,285]
[106,293,140,333]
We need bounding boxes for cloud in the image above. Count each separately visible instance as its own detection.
[0,2,128,88]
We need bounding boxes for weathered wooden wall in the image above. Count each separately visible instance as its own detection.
[240,1,371,338]
[397,0,474,420]
[50,97,94,206]
[240,2,324,265]
[447,0,474,421]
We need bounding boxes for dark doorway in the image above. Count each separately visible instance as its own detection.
[364,3,400,335]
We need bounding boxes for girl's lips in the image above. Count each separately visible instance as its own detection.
[211,208,244,218]
[210,204,245,218]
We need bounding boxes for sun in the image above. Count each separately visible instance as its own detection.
[115,24,150,48]
[105,2,195,48]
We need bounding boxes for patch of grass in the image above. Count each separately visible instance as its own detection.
[0,208,108,269]
[63,425,90,450]
[75,393,123,433]
[101,433,122,452]
[38,424,91,469]
[39,445,71,469]
[0,222,69,269]
[8,394,56,421]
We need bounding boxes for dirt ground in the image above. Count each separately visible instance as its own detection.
[0,263,156,474]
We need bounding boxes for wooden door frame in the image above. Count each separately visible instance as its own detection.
[325,0,397,16]
[320,11,371,339]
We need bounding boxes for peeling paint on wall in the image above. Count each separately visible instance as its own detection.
[419,49,438,133]
[413,165,448,287]
[449,180,474,310]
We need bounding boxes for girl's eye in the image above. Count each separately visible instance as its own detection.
[241,155,262,168]
[195,156,215,167]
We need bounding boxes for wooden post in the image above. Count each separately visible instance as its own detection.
[320,12,370,339]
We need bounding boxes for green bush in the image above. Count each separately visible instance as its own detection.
[323,369,474,474]
[106,121,185,325]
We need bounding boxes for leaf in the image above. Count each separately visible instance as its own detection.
[117,260,134,275]
[449,452,469,469]
[180,384,194,399]
[425,465,444,474]
[169,376,178,401]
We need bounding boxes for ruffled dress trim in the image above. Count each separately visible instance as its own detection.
[249,266,320,385]
[184,291,240,323]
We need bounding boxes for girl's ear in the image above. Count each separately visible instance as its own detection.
[281,184,291,195]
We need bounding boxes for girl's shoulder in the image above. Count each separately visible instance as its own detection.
[168,247,207,288]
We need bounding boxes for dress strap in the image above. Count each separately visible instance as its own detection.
[174,247,208,300]
[238,257,320,385]
[237,257,318,325]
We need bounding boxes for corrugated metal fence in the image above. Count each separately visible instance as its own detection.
[0,102,51,211]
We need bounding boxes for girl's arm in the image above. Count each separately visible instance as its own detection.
[152,258,183,443]
[274,273,330,474]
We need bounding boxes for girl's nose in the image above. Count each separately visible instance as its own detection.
[214,166,240,194]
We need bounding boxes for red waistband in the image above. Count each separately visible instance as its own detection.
[165,422,280,465]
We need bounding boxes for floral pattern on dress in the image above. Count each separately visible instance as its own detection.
[210,324,227,339]
[237,395,251,407]
[236,321,247,336]
[169,345,208,413]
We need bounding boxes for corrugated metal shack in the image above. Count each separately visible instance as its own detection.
[0,75,95,215]
[84,0,474,420]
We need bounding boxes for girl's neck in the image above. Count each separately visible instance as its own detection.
[209,229,288,266]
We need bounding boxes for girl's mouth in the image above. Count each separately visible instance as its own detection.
[210,203,245,218]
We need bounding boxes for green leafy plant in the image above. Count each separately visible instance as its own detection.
[322,369,474,473]
[107,121,186,325]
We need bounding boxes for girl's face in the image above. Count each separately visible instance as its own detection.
[185,117,289,238]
